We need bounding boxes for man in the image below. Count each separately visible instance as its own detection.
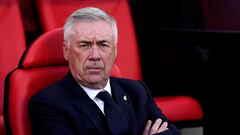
[28,7,180,135]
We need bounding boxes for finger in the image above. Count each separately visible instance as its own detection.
[143,120,152,135]
[158,121,169,132]
[150,118,162,134]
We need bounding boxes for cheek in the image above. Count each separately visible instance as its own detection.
[104,51,116,69]
[68,50,85,68]
[111,49,117,62]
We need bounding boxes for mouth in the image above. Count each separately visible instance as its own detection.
[86,66,103,69]
[85,67,103,73]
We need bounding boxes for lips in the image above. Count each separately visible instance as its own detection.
[85,67,103,69]
[85,66,103,73]
[85,63,104,71]
[85,63,104,70]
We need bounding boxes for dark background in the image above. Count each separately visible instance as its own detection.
[128,0,240,134]
[20,0,240,134]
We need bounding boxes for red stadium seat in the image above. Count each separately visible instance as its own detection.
[154,96,203,122]
[0,0,26,134]
[35,0,203,122]
[3,28,121,135]
[3,0,204,134]
[36,0,141,80]
[4,28,203,135]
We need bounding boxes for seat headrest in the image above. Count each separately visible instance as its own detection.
[19,28,122,77]
[20,28,67,69]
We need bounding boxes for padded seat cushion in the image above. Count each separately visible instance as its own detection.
[154,96,203,121]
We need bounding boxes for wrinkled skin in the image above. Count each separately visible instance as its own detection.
[63,21,117,89]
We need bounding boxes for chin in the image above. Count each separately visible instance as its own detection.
[87,75,106,84]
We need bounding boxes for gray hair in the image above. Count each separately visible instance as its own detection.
[64,7,118,45]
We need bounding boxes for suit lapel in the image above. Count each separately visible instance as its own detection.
[63,72,105,134]
[73,95,106,134]
[110,77,137,134]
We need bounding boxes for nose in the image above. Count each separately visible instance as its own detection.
[89,44,101,61]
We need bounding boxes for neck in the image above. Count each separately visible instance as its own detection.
[78,79,109,90]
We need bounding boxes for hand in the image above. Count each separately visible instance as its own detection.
[143,118,169,135]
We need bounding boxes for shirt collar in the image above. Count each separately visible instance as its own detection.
[79,79,112,100]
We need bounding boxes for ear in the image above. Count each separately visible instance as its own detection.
[63,41,69,61]
[114,44,118,61]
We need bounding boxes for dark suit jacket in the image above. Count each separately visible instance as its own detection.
[29,72,180,135]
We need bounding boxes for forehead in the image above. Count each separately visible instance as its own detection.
[71,21,114,41]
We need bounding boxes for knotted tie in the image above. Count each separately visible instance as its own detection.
[97,91,128,135]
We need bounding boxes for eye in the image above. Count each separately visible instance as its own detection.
[77,43,90,50]
[98,41,111,48]
[98,42,110,50]
[101,43,109,47]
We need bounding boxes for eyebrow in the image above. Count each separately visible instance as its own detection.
[96,40,109,43]
[77,40,110,44]
[77,40,91,44]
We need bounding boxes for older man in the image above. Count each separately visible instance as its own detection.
[28,7,180,135]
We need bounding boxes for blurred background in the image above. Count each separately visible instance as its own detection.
[1,0,240,135]
[130,0,240,134]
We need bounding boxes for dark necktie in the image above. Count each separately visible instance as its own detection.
[97,91,128,135]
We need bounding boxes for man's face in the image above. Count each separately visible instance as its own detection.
[64,21,117,89]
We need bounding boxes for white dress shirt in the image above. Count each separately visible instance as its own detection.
[79,79,112,114]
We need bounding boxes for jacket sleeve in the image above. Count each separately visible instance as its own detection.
[139,81,181,135]
[28,94,74,135]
